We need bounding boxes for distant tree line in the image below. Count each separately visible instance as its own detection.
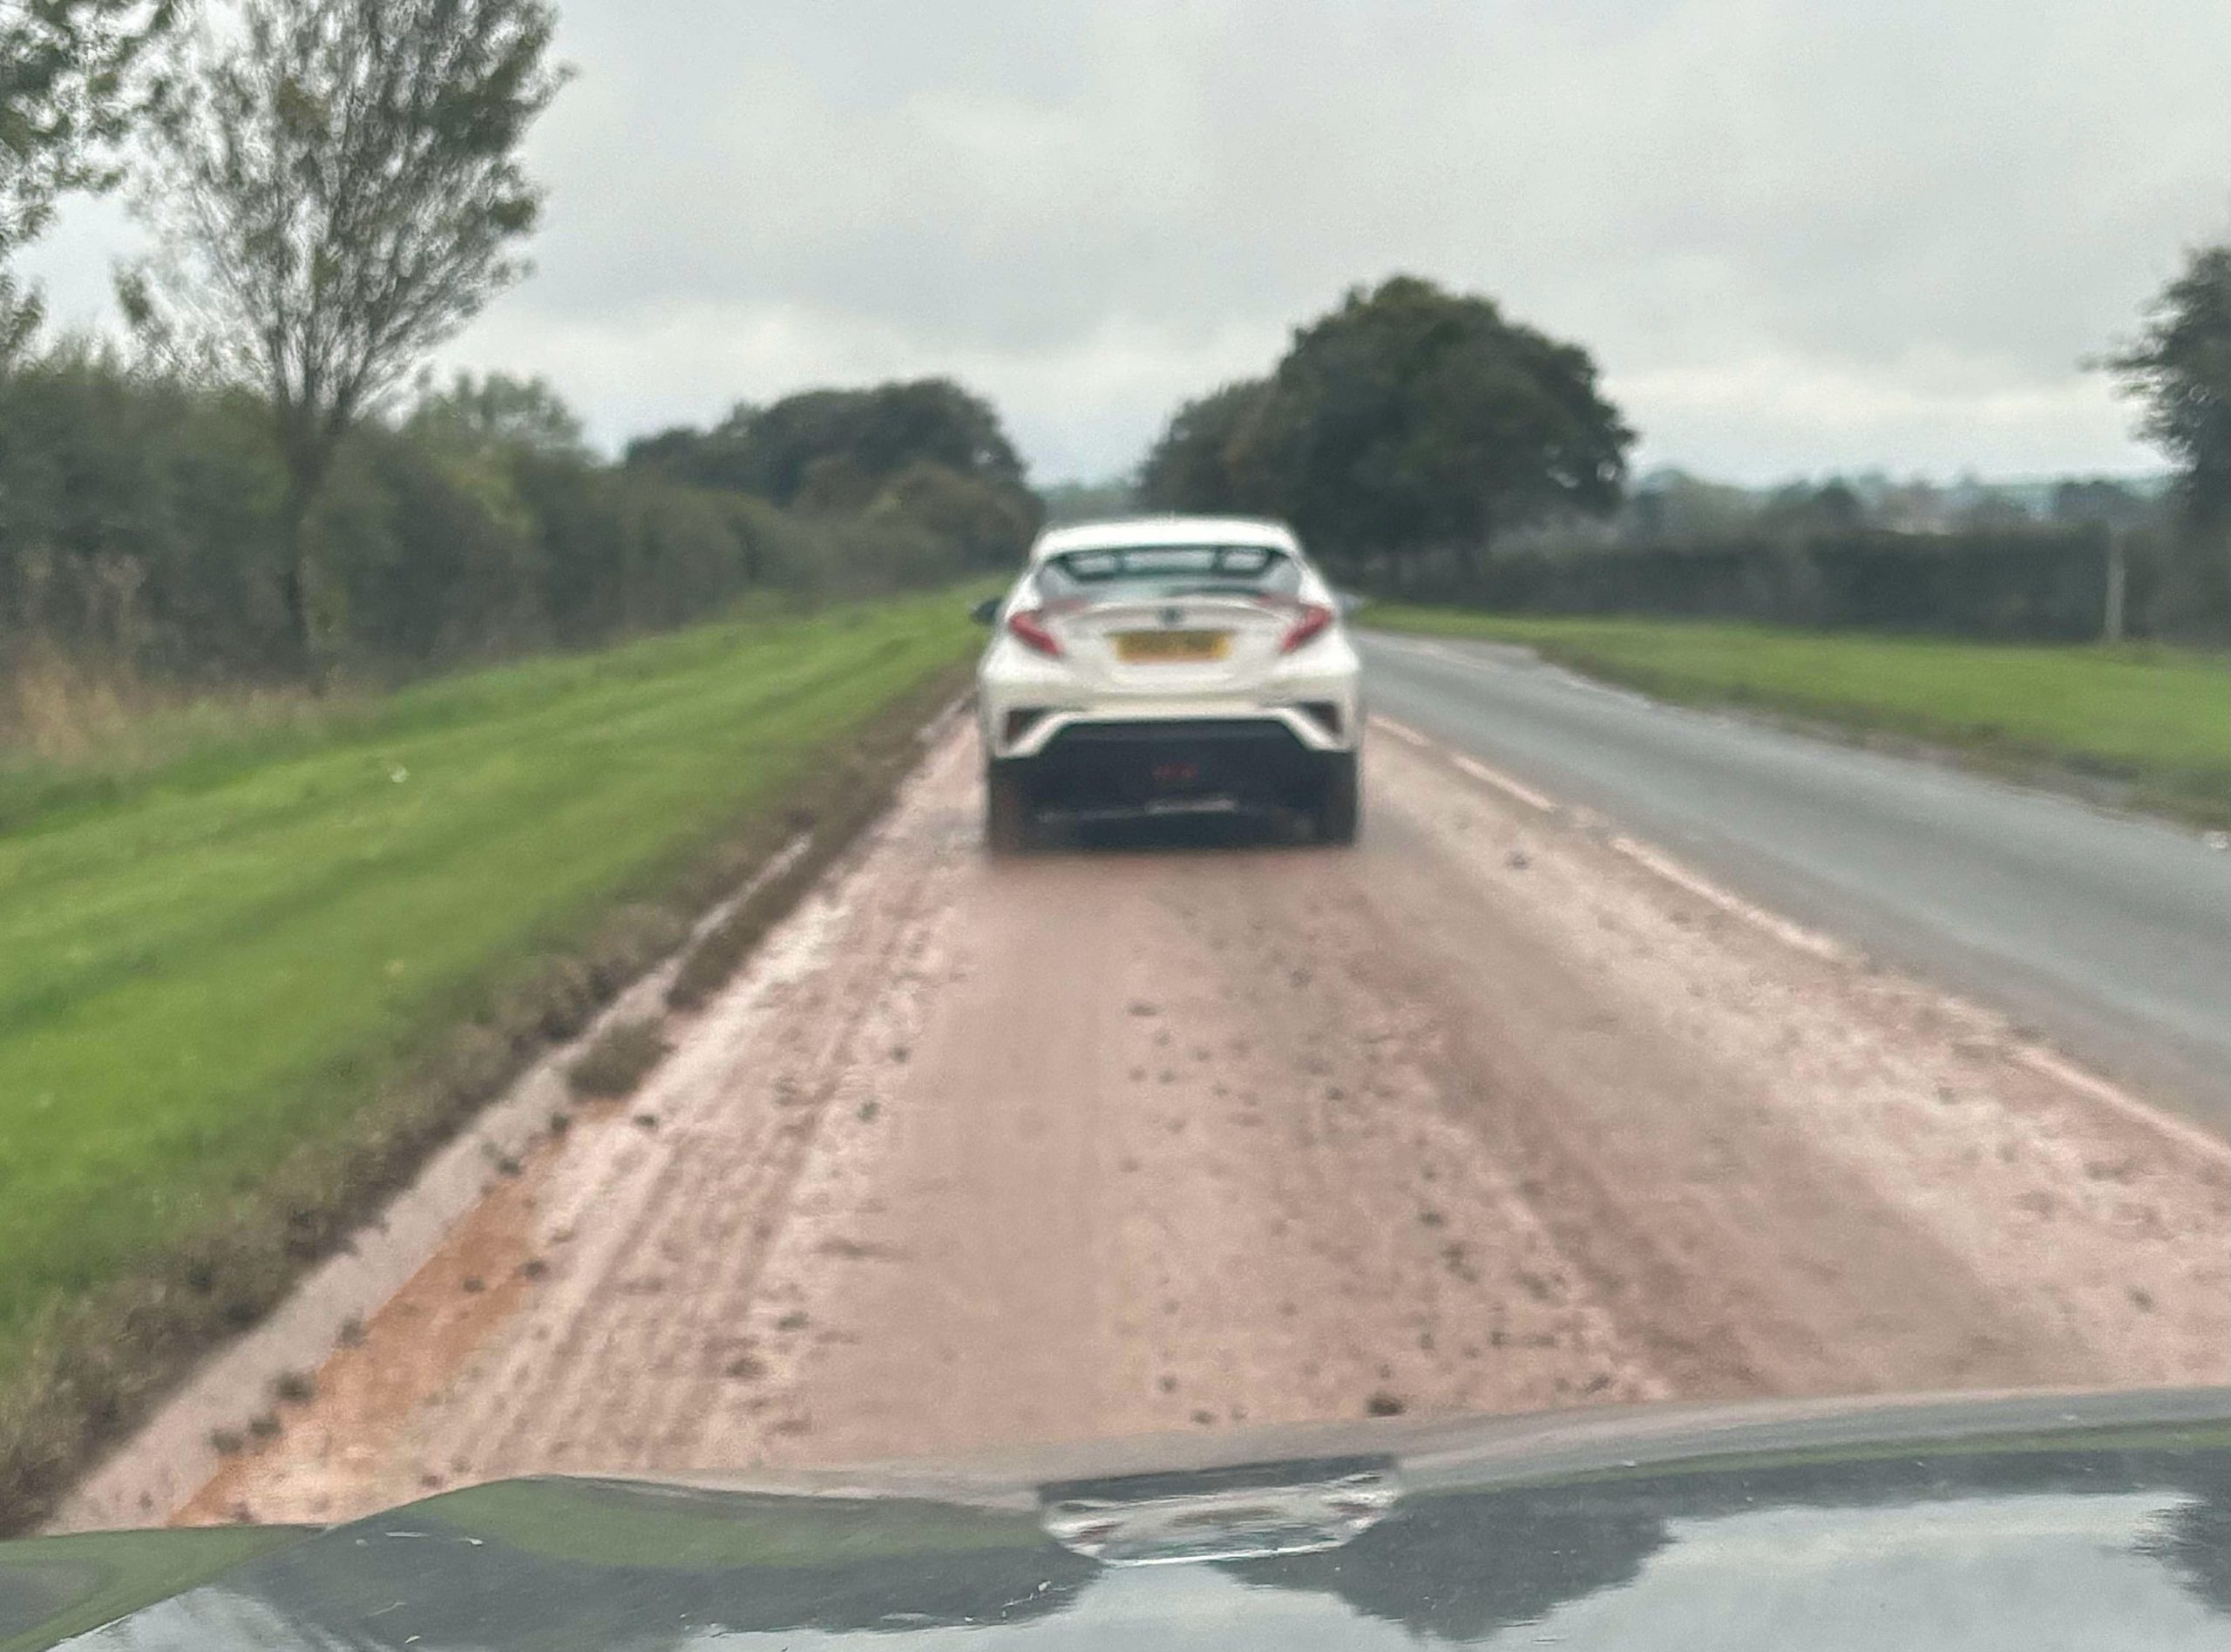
[0,0,1041,725]
[1136,255,2229,644]
[1411,531,2178,643]
[1039,475,1137,526]
[1472,466,2216,643]
[623,378,1041,568]
[0,358,1027,701]
[1617,471,2160,546]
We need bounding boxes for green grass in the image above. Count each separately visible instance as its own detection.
[1366,606,2231,823]
[0,594,978,1398]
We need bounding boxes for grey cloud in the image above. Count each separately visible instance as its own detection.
[22,0,2231,479]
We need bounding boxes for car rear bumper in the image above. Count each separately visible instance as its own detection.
[993,717,1350,818]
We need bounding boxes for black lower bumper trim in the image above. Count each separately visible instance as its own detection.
[1009,719,1338,815]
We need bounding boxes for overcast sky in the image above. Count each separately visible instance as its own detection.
[24,0,2231,484]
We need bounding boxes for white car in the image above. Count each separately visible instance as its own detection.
[973,515,1364,850]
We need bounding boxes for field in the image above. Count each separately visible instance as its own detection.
[0,594,979,1453]
[1364,606,2231,823]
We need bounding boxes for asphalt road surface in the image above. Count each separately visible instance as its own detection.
[1362,631,2231,1134]
[87,721,2222,1534]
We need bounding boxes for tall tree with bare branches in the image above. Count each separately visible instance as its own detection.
[0,0,181,355]
[130,0,566,668]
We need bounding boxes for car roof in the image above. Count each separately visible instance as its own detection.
[1028,516,1302,564]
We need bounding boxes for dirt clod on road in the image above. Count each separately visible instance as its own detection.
[169,729,2228,1527]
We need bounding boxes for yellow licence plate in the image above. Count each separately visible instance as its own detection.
[1115,630,1231,663]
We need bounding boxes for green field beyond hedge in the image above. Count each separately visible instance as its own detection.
[0,594,977,1385]
[1366,606,2230,823]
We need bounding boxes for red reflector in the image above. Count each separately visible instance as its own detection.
[1007,608,1063,658]
[1281,603,1334,653]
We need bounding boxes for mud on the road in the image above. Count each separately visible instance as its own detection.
[105,728,2230,1528]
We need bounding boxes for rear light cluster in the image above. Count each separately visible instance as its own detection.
[1006,608,1063,657]
[1281,602,1335,653]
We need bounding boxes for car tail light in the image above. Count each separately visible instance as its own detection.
[1007,607,1064,658]
[1281,602,1335,653]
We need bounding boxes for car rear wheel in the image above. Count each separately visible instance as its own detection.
[985,764,1035,855]
[1312,752,1360,845]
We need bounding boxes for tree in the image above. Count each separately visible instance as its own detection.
[844,378,1027,493]
[631,379,1029,509]
[129,0,566,670]
[1626,469,1761,542]
[1810,478,1867,533]
[401,371,587,630]
[1149,276,1633,580]
[1953,493,2035,533]
[2049,477,2151,529]
[0,0,182,356]
[1039,475,1136,526]
[2108,244,2230,533]
[867,457,1039,566]
[2106,244,2231,640]
[1136,378,1269,513]
[1760,477,1870,538]
[624,422,722,478]
[409,369,586,460]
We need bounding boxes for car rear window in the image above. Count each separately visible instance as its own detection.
[1038,545,1303,601]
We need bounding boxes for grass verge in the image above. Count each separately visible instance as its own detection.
[0,592,979,1532]
[1365,606,2230,826]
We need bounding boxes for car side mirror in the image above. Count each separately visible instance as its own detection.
[971,597,1001,626]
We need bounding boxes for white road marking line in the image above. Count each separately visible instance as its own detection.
[1371,714,1431,748]
[1379,707,2227,1161]
[1372,714,1557,812]
[1608,835,1852,965]
[2011,1046,2231,1167]
[1452,754,1556,813]
[1364,633,1475,667]
[1555,671,1655,708]
[1604,835,2228,1161]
